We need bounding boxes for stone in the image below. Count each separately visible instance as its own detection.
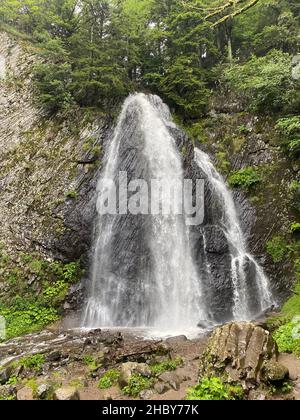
[278,353,300,381]
[294,391,300,401]
[0,385,16,400]
[165,336,188,345]
[118,363,152,389]
[0,366,12,385]
[158,372,181,391]
[36,384,52,400]
[154,382,170,395]
[45,351,62,362]
[54,386,80,401]
[261,361,289,383]
[248,390,267,401]
[17,386,35,400]
[200,322,278,386]
[139,389,155,400]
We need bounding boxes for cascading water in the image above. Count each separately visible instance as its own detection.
[194,149,274,320]
[82,92,274,334]
[82,93,205,333]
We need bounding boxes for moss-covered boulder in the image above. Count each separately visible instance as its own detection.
[261,360,289,383]
[200,322,278,386]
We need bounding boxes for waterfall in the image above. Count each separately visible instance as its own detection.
[82,92,274,334]
[194,149,274,320]
[82,93,205,333]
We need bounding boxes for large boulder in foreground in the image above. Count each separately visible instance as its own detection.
[200,322,282,386]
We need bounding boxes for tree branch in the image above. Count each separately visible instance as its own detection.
[181,0,261,27]
[211,0,260,27]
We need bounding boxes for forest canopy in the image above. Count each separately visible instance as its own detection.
[0,0,299,117]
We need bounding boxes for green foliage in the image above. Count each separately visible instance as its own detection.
[228,167,261,190]
[34,62,74,113]
[5,375,18,386]
[281,381,293,394]
[273,320,300,358]
[98,369,120,389]
[238,124,251,135]
[225,50,299,113]
[282,283,300,320]
[122,374,154,397]
[84,352,104,372]
[186,377,243,401]
[0,248,82,341]
[160,56,210,118]
[276,117,300,158]
[216,151,231,174]
[291,223,300,234]
[266,236,287,263]
[66,190,78,199]
[17,354,45,371]
[0,304,59,340]
[150,357,182,376]
[1,0,299,119]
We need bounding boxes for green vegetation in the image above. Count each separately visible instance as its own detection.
[150,358,183,376]
[291,223,300,234]
[17,354,46,372]
[0,248,83,341]
[186,377,244,401]
[122,374,154,397]
[273,320,300,358]
[228,167,261,190]
[98,369,120,389]
[0,0,298,118]
[66,190,78,200]
[276,116,300,158]
[266,236,287,263]
[224,50,299,113]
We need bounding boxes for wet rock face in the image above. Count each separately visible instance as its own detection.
[0,31,114,264]
[200,322,279,386]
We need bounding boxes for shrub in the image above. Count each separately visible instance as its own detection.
[266,236,287,263]
[98,369,120,389]
[186,377,243,401]
[228,167,261,190]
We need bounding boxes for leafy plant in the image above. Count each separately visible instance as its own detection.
[276,116,300,157]
[186,377,243,401]
[228,167,261,190]
[266,236,287,263]
[122,374,154,397]
[66,190,78,200]
[291,223,300,234]
[273,320,300,358]
[150,358,182,376]
[18,354,46,372]
[98,369,120,389]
